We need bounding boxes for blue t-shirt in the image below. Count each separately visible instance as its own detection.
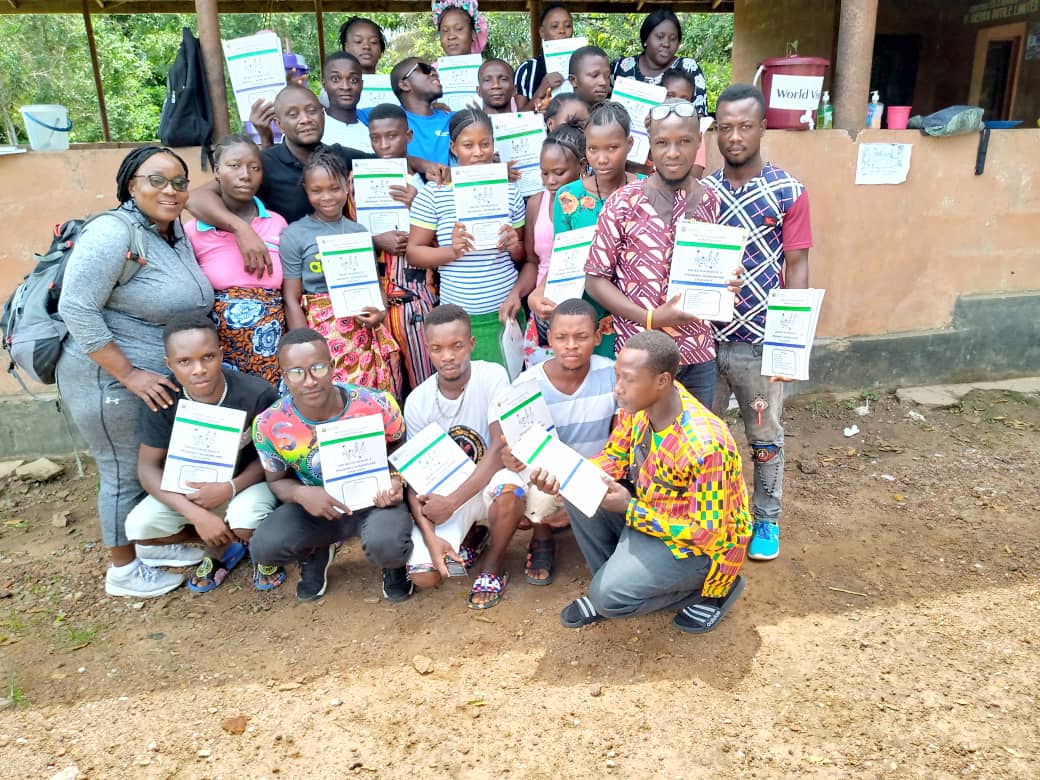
[357,107,452,166]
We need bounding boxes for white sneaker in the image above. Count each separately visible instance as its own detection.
[105,562,184,598]
[136,543,205,568]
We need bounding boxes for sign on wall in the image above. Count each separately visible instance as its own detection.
[964,0,1039,24]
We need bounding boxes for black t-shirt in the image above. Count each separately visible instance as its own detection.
[137,369,280,477]
[257,142,375,223]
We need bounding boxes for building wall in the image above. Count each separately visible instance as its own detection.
[732,0,839,86]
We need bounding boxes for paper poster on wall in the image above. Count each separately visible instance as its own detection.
[855,143,912,185]
[1026,22,1040,60]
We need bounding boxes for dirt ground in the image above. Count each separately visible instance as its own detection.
[0,388,1038,780]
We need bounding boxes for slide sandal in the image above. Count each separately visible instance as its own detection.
[187,541,246,594]
[672,575,746,634]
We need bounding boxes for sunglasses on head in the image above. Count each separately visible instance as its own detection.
[403,61,434,80]
[133,173,190,192]
[648,102,698,121]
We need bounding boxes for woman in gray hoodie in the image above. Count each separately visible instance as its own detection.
[57,146,214,598]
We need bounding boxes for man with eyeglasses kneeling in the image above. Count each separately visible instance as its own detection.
[249,328,415,602]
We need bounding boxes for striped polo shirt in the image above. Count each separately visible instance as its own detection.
[522,354,617,458]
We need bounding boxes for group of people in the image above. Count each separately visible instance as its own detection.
[53,1,811,636]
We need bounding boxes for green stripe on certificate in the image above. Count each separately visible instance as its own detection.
[527,433,553,463]
[455,179,509,187]
[321,247,370,256]
[612,91,658,106]
[554,240,593,252]
[437,64,480,71]
[768,305,812,312]
[174,417,240,433]
[676,240,743,251]
[322,430,384,446]
[401,432,447,471]
[496,129,545,141]
[501,392,543,420]
[353,173,403,180]
[227,48,279,61]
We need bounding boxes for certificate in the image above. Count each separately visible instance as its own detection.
[667,220,747,322]
[160,399,247,494]
[452,162,510,251]
[500,318,525,381]
[222,32,286,123]
[544,226,596,305]
[389,423,475,496]
[490,113,546,198]
[316,414,391,511]
[357,73,398,110]
[436,54,482,111]
[542,37,587,97]
[761,288,826,381]
[316,232,384,318]
[352,158,410,234]
[611,77,667,165]
[495,381,556,447]
[512,425,607,518]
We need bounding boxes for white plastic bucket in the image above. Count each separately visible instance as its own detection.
[19,104,73,151]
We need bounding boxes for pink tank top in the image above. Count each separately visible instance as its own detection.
[533,190,555,283]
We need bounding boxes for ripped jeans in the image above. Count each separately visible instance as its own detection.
[713,341,784,523]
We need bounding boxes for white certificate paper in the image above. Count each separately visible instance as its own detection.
[500,318,525,381]
[390,423,476,497]
[667,220,747,322]
[512,425,607,518]
[761,288,826,381]
[436,54,483,111]
[222,32,286,123]
[357,73,398,110]
[316,414,391,511]
[316,232,384,318]
[495,382,556,447]
[491,113,546,198]
[352,158,410,234]
[542,36,587,96]
[452,162,510,251]
[611,77,667,165]
[160,399,247,494]
[544,226,596,305]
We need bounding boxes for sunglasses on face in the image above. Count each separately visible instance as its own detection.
[648,102,698,121]
[403,61,434,80]
[133,173,190,192]
[283,362,331,383]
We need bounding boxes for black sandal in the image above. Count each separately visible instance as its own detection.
[524,537,556,586]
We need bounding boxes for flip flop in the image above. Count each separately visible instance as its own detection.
[524,537,556,586]
[187,541,246,594]
[253,563,286,591]
[672,575,746,634]
[458,525,490,570]
[467,571,508,610]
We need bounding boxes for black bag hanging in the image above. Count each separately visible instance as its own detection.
[158,27,214,165]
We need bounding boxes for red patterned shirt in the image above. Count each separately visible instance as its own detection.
[593,383,752,598]
[585,182,719,365]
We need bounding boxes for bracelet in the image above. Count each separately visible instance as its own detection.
[646,308,654,330]
[227,478,237,499]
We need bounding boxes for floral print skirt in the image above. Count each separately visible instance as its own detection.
[212,287,285,386]
[302,293,402,397]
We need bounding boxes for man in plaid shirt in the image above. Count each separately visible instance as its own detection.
[709,84,813,562]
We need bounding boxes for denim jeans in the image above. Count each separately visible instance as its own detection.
[676,359,717,409]
[713,341,784,523]
[563,501,710,618]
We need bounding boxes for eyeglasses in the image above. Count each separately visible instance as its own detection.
[283,362,331,383]
[133,173,190,192]
[648,102,698,121]
[403,61,434,80]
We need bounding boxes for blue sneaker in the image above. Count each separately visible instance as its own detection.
[748,521,780,561]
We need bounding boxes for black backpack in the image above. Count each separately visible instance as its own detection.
[158,27,213,155]
[1,211,147,392]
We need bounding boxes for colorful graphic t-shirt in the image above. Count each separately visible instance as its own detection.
[252,383,404,486]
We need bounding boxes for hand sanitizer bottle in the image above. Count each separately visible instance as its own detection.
[866,90,883,129]
[819,91,833,129]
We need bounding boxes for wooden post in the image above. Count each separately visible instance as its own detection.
[315,0,327,67]
[530,0,543,58]
[195,0,232,141]
[81,0,111,143]
[833,0,879,131]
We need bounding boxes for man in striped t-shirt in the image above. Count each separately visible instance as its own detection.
[709,84,813,563]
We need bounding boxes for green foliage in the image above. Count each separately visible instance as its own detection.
[0,10,732,144]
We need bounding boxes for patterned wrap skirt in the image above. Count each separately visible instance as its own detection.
[302,292,403,397]
[212,287,285,386]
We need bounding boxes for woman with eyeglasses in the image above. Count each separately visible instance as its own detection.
[56,146,215,600]
[183,135,287,387]
[611,10,708,117]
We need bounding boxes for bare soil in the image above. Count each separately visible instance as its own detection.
[1,389,1038,779]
